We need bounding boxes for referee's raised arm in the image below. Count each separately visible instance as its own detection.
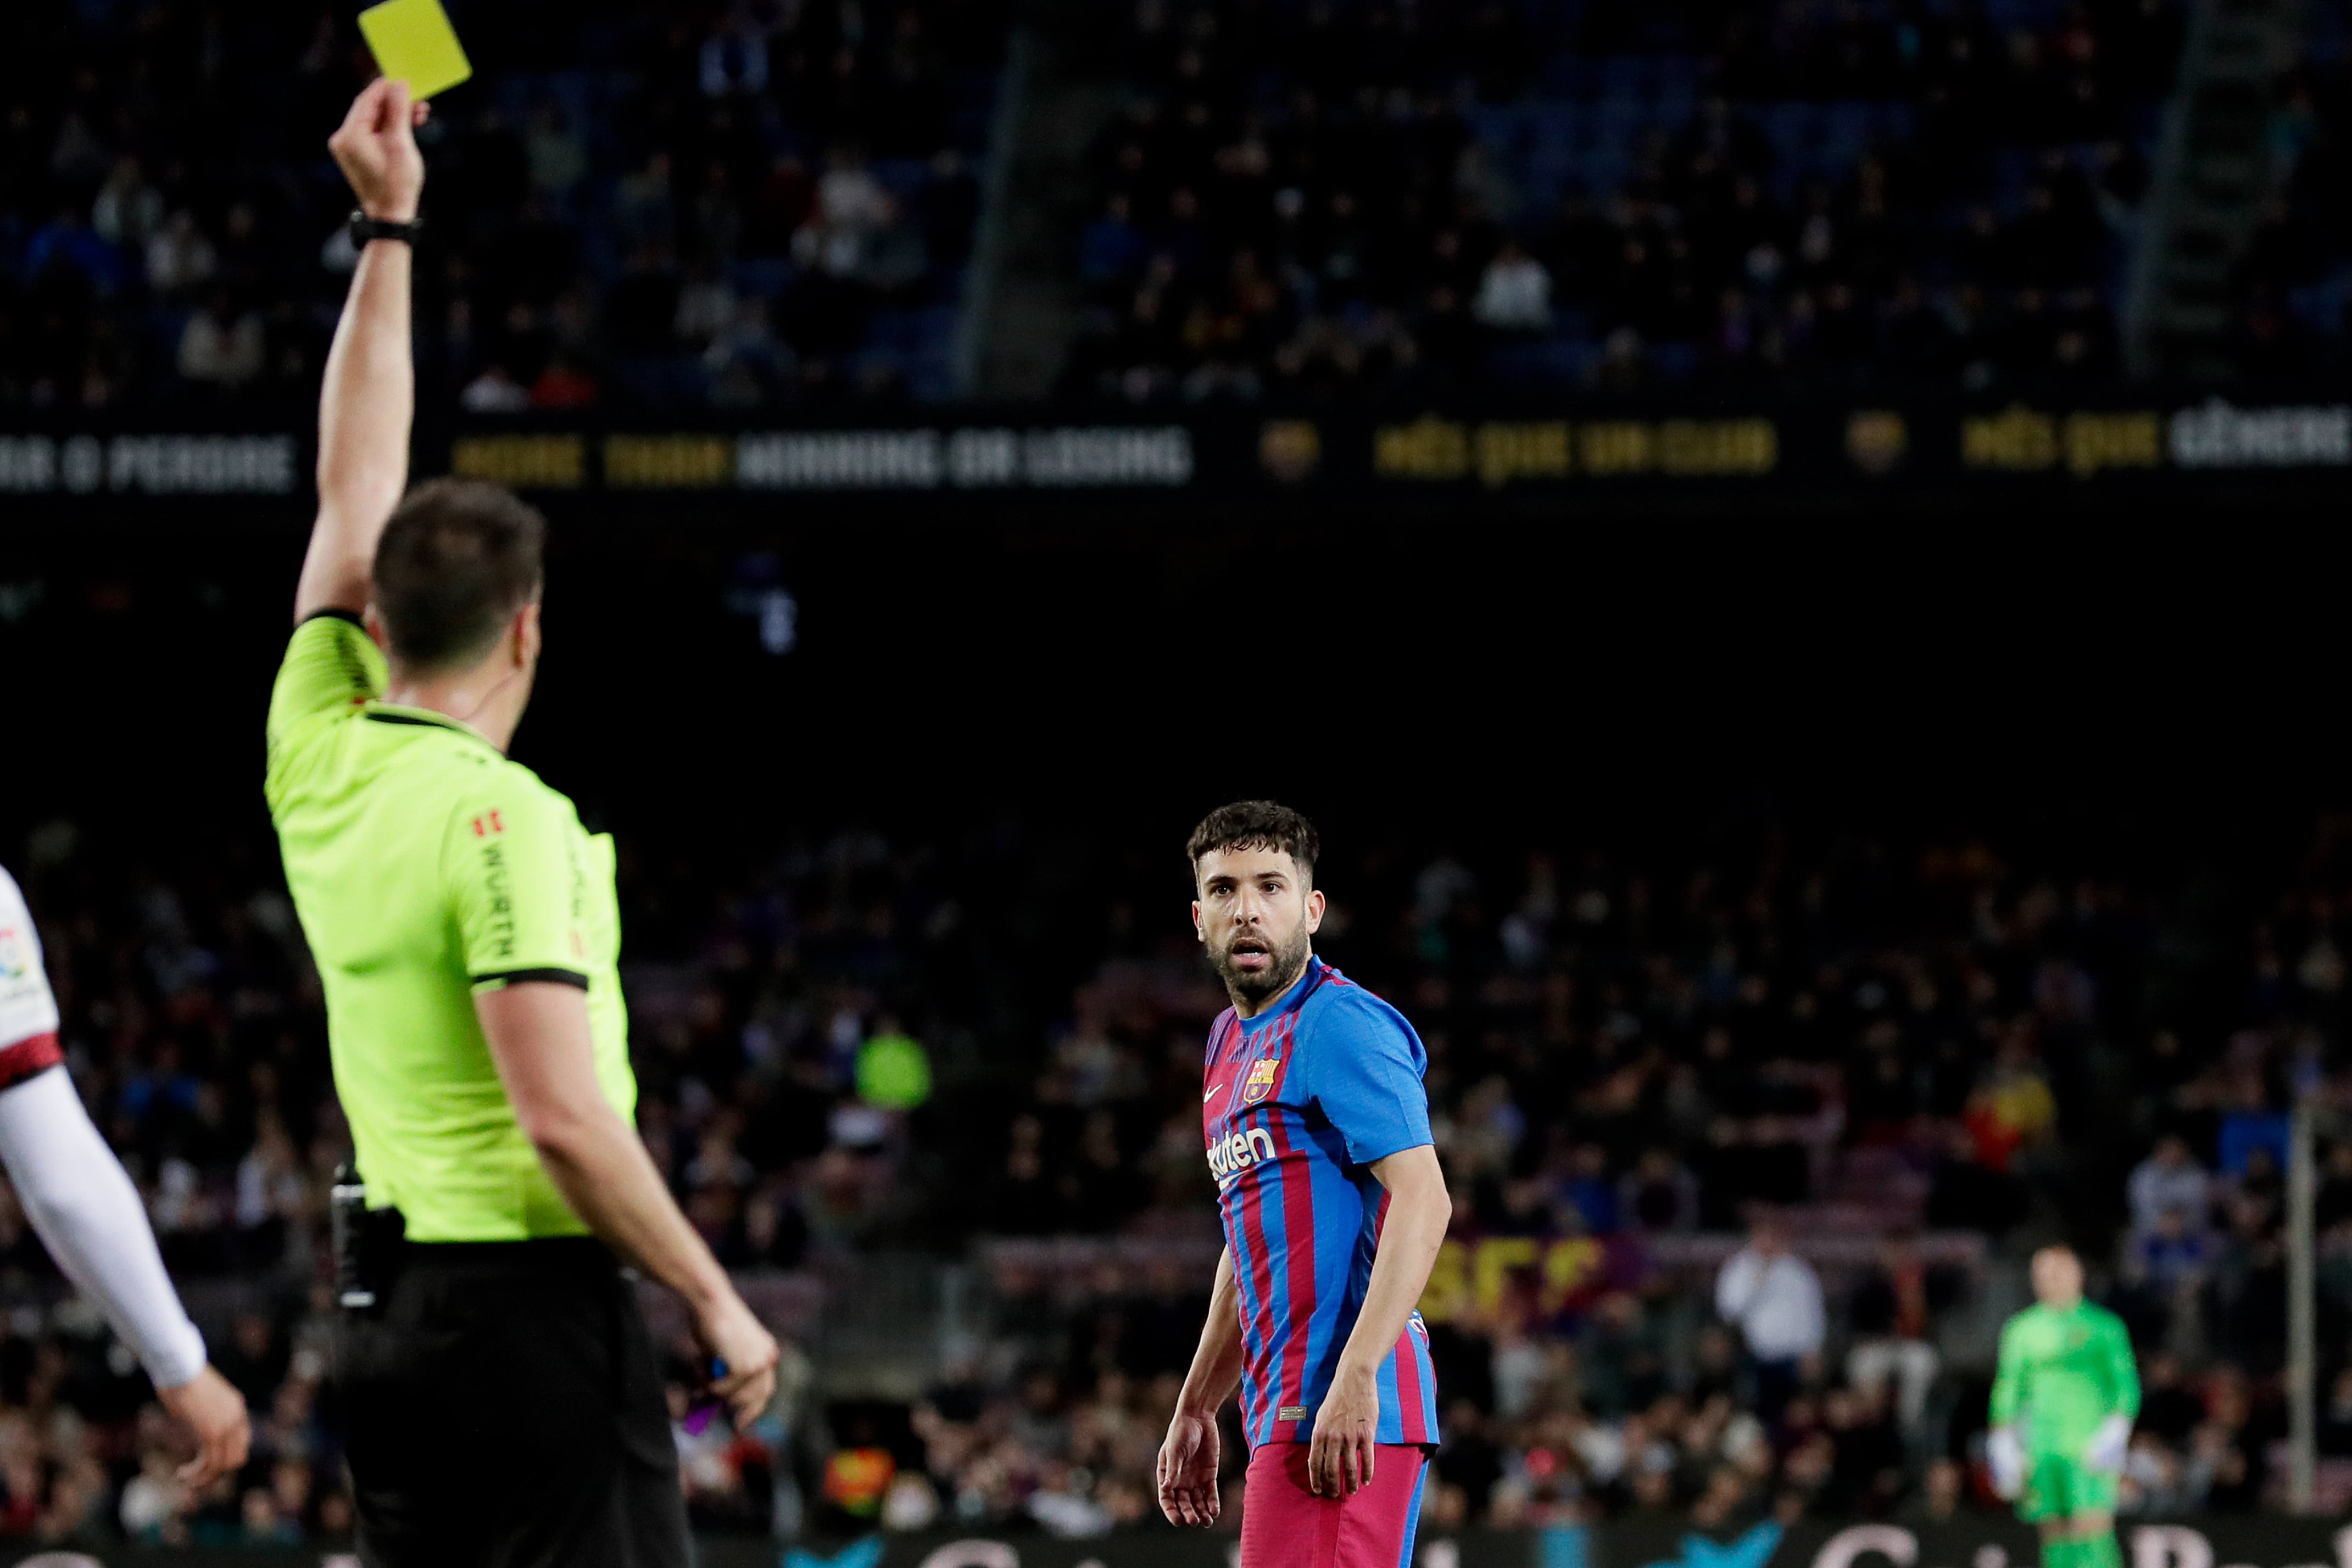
[264,79,782,1568]
[297,77,426,625]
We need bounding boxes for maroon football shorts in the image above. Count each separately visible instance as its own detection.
[1239,1441,1429,1568]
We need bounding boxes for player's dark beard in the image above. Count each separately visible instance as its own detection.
[1212,924,1312,1006]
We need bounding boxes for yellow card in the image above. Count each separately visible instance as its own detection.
[356,0,473,101]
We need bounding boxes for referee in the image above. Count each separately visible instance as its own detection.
[266,80,779,1567]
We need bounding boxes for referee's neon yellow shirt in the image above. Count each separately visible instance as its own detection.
[264,613,636,1241]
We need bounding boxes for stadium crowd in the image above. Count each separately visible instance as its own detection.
[0,803,2345,1543]
[10,0,2349,422]
[2240,10,2352,378]
[0,0,1003,412]
[1064,0,2195,399]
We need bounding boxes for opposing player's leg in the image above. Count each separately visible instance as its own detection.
[2066,1515,2122,1568]
[2019,1454,2071,1568]
[1240,1442,1429,1568]
[2025,1459,2119,1568]
[2049,1472,2120,1568]
[2060,1449,2120,1566]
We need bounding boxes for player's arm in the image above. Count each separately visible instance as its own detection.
[2103,1311,2143,1420]
[2085,1311,2141,1471]
[296,79,427,624]
[1986,1316,2027,1496]
[1312,1143,1451,1498]
[1989,1315,2024,1426]
[0,872,248,1486]
[1298,999,1449,1498]
[1158,1245,1242,1527]
[0,1070,250,1486]
[477,981,781,1426]
[447,795,777,1426]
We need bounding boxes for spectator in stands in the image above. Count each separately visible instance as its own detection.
[175,291,265,390]
[1963,1036,2060,1180]
[1080,194,1149,287]
[18,778,2352,1536]
[2120,1430,2191,1514]
[795,149,902,284]
[2129,1134,2214,1238]
[1714,1213,1824,1422]
[144,211,218,300]
[2192,1370,2270,1511]
[528,354,601,410]
[0,1,999,411]
[2126,1206,2217,1301]
[675,260,740,349]
[1846,1238,1940,1433]
[23,205,129,295]
[1474,241,1554,334]
[1066,0,2206,398]
[91,157,163,254]
[699,10,771,98]
[525,99,588,199]
[615,153,679,253]
[703,299,787,408]
[459,363,532,414]
[1618,1147,1700,1233]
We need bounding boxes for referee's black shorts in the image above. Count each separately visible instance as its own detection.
[336,1235,689,1568]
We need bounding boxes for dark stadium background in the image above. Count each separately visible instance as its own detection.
[10,0,2352,1550]
[9,490,2352,1558]
[6,510,2345,1102]
[9,509,2346,1210]
[12,511,2349,834]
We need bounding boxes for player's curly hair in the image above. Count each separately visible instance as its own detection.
[373,478,547,670]
[1186,801,1319,884]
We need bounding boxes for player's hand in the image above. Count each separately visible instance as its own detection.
[1308,1364,1379,1497]
[1986,1425,2026,1499]
[328,77,430,223]
[694,1290,781,1429]
[2085,1414,2132,1474]
[157,1365,252,1488]
[1157,1407,1221,1526]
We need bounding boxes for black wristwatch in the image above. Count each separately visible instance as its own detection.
[348,210,423,248]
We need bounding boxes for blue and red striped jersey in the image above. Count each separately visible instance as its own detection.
[1201,955,1441,1450]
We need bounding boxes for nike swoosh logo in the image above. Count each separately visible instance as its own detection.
[1204,1084,1221,1102]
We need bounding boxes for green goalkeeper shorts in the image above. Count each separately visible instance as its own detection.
[2019,1454,2118,1522]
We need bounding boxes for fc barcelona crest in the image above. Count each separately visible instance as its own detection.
[1243,1057,1279,1105]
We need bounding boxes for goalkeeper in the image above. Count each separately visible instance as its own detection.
[1987,1246,2139,1568]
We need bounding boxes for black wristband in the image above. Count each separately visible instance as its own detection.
[348,210,422,248]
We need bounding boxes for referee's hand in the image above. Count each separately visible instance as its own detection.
[157,1365,252,1488]
[695,1291,781,1429]
[328,76,428,224]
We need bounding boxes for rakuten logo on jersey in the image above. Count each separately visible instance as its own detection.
[1208,1126,1277,1186]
